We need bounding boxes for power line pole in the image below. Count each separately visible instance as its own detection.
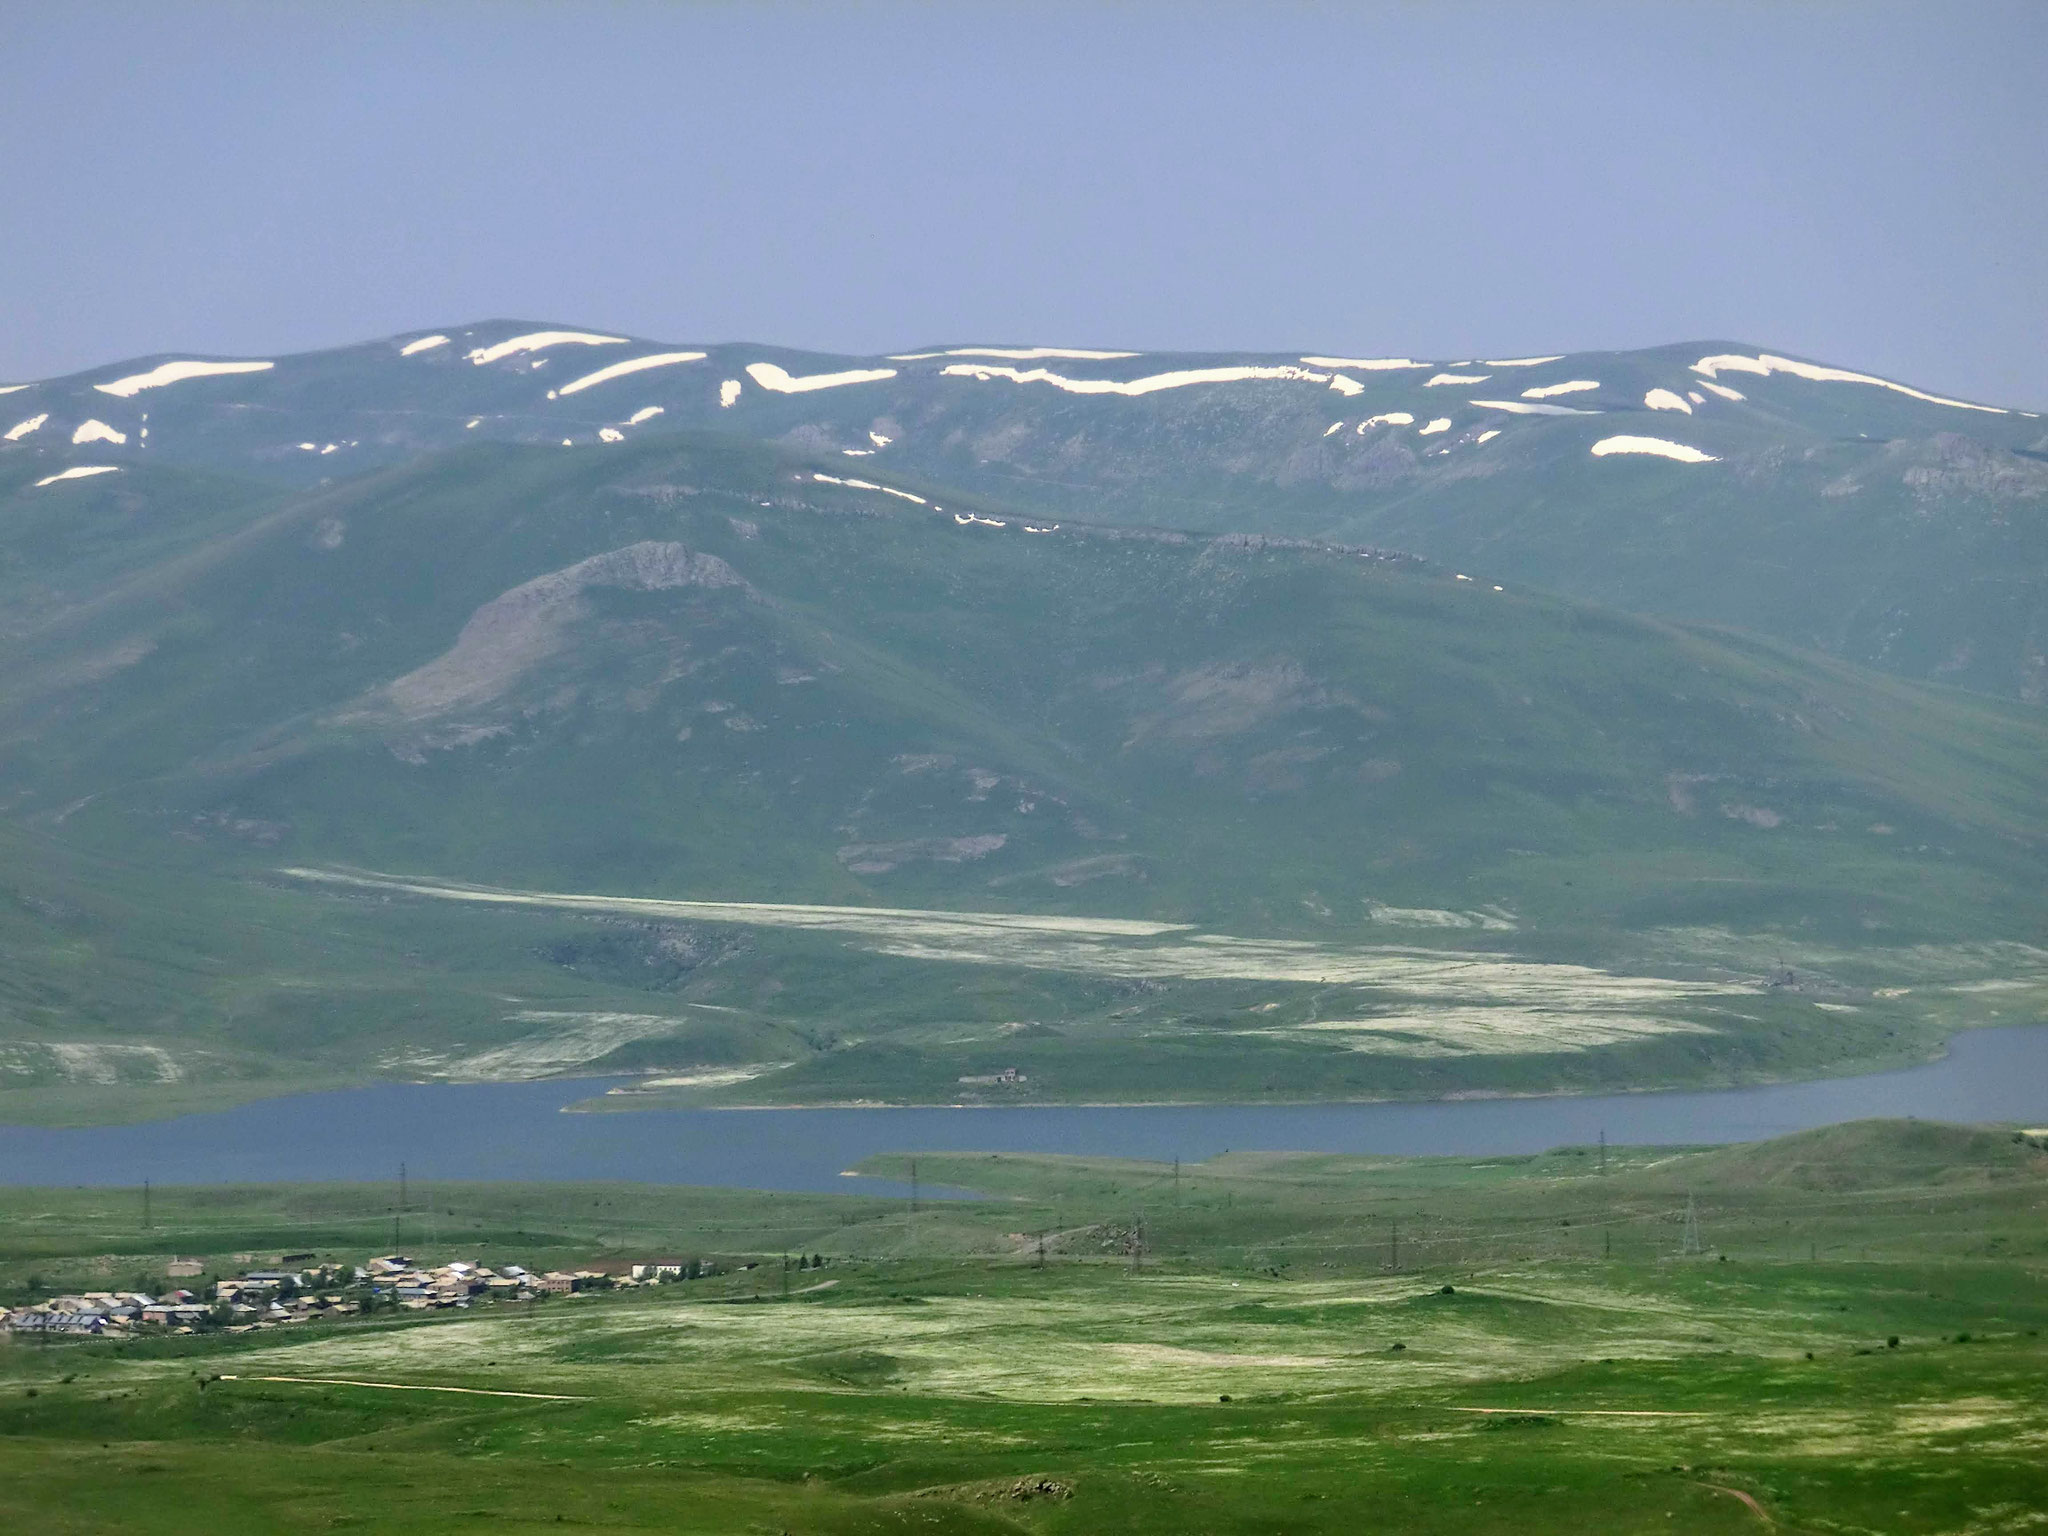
[1173,1157,1180,1202]
[1598,1128,1606,1175]
[1036,1231,1046,1269]
[142,1179,151,1232]
[1681,1193,1702,1256]
[1603,1223,1611,1260]
[909,1159,918,1215]
[1390,1217,1400,1272]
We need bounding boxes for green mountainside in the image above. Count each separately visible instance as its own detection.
[0,428,2041,1115]
[6,324,2045,700]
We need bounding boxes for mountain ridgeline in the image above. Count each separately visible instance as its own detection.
[0,327,2043,1115]
[8,325,2046,701]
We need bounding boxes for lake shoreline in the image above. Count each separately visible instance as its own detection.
[0,1020,2011,1131]
[564,1034,1973,1115]
[0,1024,2043,1191]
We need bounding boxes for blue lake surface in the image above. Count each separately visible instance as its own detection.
[4,1025,2046,1193]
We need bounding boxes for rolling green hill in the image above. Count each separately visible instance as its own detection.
[0,430,2041,1116]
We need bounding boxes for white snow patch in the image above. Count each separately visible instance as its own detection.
[811,473,927,505]
[941,362,1329,396]
[1591,435,1718,463]
[1418,418,1451,436]
[889,346,1138,360]
[1469,399,1599,416]
[1696,380,1745,401]
[1328,374,1365,396]
[72,419,127,445]
[954,513,1006,528]
[1023,523,1057,533]
[869,431,892,446]
[718,379,742,408]
[552,350,706,397]
[0,385,28,395]
[1357,412,1414,430]
[399,334,450,356]
[4,413,48,441]
[1475,429,1500,443]
[1300,356,1427,370]
[320,443,338,454]
[1482,356,1565,367]
[297,442,317,451]
[466,331,627,366]
[34,465,122,487]
[94,359,273,397]
[1323,421,1343,436]
[465,418,482,429]
[1521,379,1599,398]
[1643,388,1693,414]
[598,427,625,442]
[745,362,897,393]
[1687,390,1706,405]
[1425,372,1489,387]
[841,448,873,456]
[1692,352,2006,413]
[626,407,664,425]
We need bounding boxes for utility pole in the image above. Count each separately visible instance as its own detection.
[1603,1223,1611,1260]
[909,1160,919,1215]
[142,1179,151,1232]
[1390,1217,1400,1272]
[1681,1193,1702,1257]
[1036,1231,1046,1269]
[1598,1129,1606,1175]
[1173,1157,1180,1202]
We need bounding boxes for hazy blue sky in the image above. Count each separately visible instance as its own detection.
[8,1,2045,405]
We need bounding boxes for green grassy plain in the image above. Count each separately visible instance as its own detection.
[4,1119,2046,1532]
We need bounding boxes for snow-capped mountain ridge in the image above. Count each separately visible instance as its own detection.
[6,323,2046,703]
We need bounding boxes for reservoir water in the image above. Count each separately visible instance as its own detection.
[3,1025,2045,1193]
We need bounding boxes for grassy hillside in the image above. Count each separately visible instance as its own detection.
[0,432,2041,1112]
[3,1120,2046,1533]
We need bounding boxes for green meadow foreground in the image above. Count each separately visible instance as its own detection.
[4,1120,2047,1533]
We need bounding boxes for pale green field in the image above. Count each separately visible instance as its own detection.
[4,1120,2048,1531]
